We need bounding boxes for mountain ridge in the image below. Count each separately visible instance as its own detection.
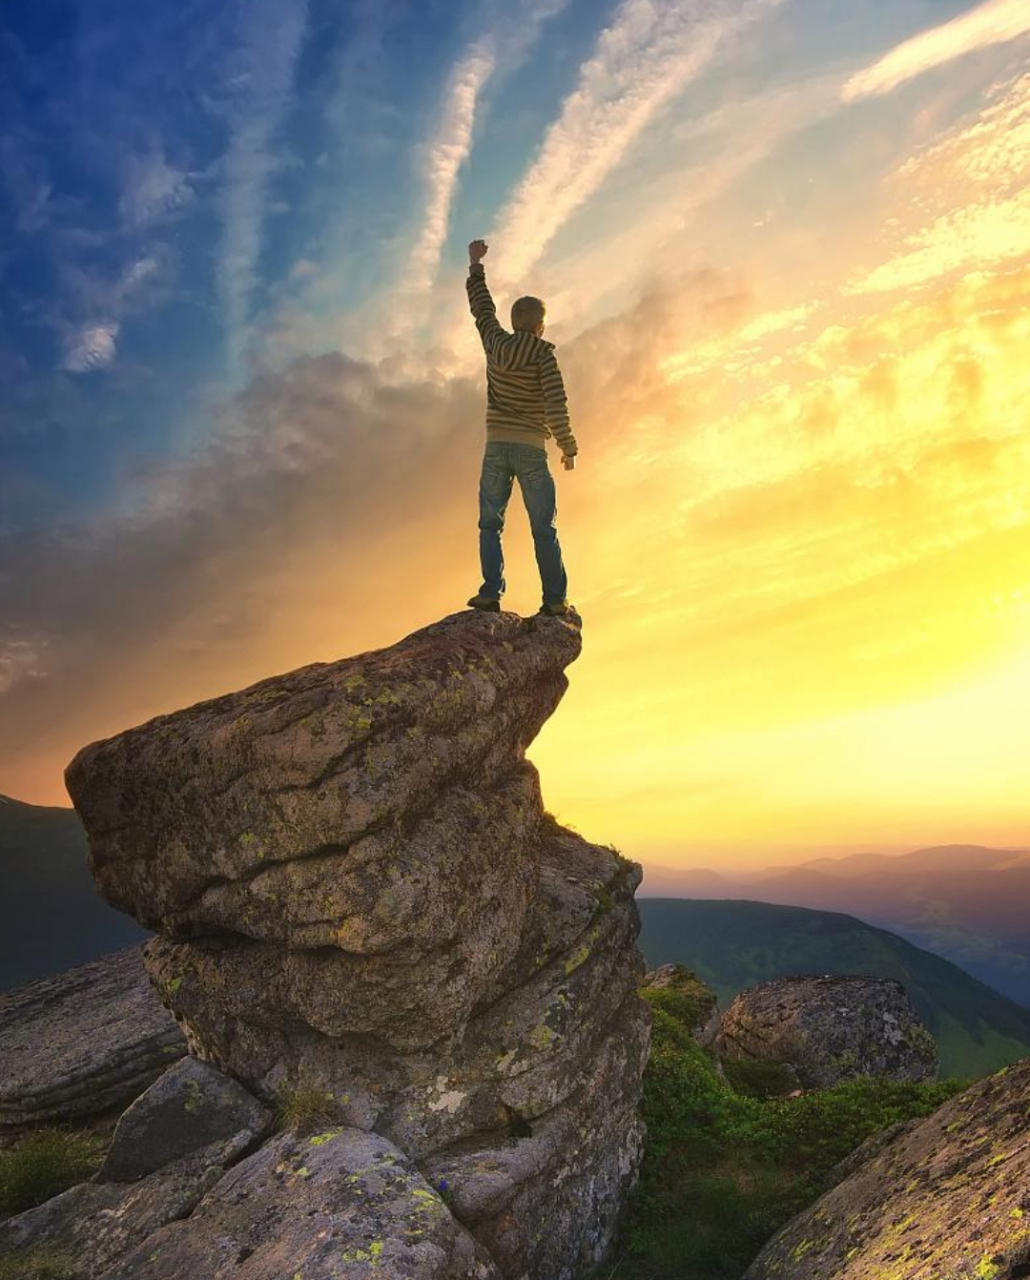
[640,843,1030,1008]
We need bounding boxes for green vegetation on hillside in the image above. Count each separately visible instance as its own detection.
[0,1126,105,1216]
[595,985,969,1280]
[638,898,1030,1080]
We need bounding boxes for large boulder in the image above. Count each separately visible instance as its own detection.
[713,974,937,1089]
[142,825,645,1161]
[97,1055,271,1182]
[743,1054,1030,1279]
[55,609,650,1280]
[0,944,184,1128]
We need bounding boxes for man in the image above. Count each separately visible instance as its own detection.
[465,237,577,618]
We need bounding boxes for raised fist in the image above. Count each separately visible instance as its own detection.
[469,239,488,263]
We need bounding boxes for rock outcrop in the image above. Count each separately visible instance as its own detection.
[713,974,937,1089]
[1,1056,273,1280]
[56,609,650,1279]
[98,1126,503,1280]
[0,944,184,1127]
[2,1066,495,1280]
[743,1053,1030,1279]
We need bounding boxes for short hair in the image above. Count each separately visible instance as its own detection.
[511,295,546,332]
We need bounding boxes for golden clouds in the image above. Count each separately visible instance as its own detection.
[529,255,1030,856]
[848,73,1030,294]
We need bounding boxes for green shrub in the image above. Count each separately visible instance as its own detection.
[587,986,972,1279]
[641,986,708,1036]
[721,1057,798,1100]
[0,1127,104,1217]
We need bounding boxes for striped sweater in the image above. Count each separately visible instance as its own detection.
[466,261,577,456]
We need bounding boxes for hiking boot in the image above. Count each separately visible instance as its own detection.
[467,593,501,612]
[537,600,572,617]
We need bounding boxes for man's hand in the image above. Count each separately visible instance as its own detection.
[469,238,488,264]
[561,454,577,471]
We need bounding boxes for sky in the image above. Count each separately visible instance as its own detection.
[1,0,1029,872]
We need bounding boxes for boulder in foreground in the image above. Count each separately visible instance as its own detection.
[743,1053,1030,1279]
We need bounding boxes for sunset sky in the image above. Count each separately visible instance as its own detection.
[2,0,1029,871]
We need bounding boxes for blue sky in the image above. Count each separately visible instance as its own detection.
[1,0,612,517]
[2,0,967,518]
[3,0,1030,859]
[1,0,1004,479]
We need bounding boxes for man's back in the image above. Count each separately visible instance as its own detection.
[466,259,578,458]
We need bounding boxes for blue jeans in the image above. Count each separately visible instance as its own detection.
[478,441,568,605]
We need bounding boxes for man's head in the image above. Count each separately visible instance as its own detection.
[511,295,546,336]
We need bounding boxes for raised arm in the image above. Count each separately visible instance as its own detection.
[466,239,529,371]
[540,347,577,458]
[466,239,506,358]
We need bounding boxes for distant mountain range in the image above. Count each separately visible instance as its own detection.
[640,844,1030,1010]
[638,898,1030,1080]
[0,793,148,992]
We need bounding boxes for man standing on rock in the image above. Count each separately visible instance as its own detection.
[465,238,577,618]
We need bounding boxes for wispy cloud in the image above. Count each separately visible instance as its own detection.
[0,631,48,696]
[0,131,53,235]
[402,42,496,302]
[660,301,821,381]
[57,252,168,375]
[847,191,1030,294]
[393,0,573,337]
[847,72,1030,293]
[489,0,784,288]
[217,0,309,373]
[842,0,1030,102]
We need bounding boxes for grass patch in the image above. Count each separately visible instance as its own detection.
[0,1246,77,1279]
[542,810,579,836]
[0,1127,104,1217]
[271,1080,339,1134]
[589,987,972,1279]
